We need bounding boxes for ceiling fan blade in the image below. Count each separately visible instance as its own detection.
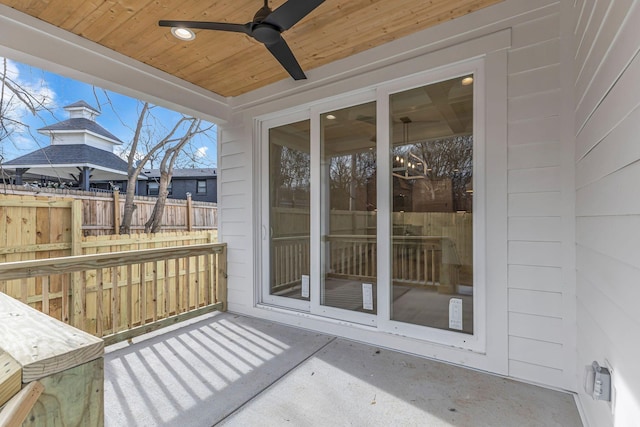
[265,37,306,80]
[264,0,325,31]
[158,20,250,34]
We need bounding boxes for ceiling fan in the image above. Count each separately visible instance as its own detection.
[159,0,325,81]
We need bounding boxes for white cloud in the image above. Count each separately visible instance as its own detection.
[0,133,41,161]
[1,57,57,141]
[195,146,208,158]
[3,58,19,80]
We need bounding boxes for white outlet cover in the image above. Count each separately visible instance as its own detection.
[362,283,374,310]
[301,275,310,298]
[449,298,463,330]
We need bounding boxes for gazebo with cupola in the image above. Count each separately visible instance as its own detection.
[3,100,131,191]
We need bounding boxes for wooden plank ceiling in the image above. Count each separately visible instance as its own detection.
[1,0,503,98]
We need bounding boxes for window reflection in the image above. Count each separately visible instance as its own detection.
[269,120,311,300]
[321,102,377,314]
[390,76,474,334]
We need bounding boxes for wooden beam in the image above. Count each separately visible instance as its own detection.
[215,246,228,312]
[0,381,44,427]
[71,199,83,329]
[81,233,211,248]
[0,350,21,408]
[113,189,120,235]
[0,242,72,255]
[186,193,193,232]
[25,359,103,426]
[0,293,103,383]
[0,243,226,281]
[0,200,72,208]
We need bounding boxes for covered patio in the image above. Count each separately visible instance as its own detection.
[104,312,581,426]
[1,0,639,426]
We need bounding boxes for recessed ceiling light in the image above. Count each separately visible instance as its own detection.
[326,114,336,120]
[461,76,474,86]
[171,27,196,41]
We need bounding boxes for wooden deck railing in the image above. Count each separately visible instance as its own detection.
[327,235,377,279]
[393,236,440,285]
[272,235,460,290]
[272,236,310,293]
[0,243,227,345]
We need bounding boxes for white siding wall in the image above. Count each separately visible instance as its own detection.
[506,10,574,390]
[219,0,577,391]
[218,119,256,313]
[573,0,640,425]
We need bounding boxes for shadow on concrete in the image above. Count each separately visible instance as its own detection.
[104,312,333,426]
[105,312,581,427]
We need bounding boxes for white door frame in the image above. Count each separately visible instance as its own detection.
[257,50,506,359]
[259,109,311,312]
[375,58,487,352]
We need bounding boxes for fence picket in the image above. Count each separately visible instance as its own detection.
[96,269,103,337]
[111,267,118,335]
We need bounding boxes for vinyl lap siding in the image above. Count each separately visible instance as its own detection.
[218,122,254,312]
[506,9,569,388]
[573,0,640,425]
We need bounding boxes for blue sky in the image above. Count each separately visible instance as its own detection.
[1,57,217,167]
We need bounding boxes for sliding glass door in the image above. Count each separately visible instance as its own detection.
[319,101,377,320]
[262,63,481,346]
[264,119,311,309]
[388,76,475,335]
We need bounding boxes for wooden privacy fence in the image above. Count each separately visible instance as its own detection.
[0,243,227,345]
[0,192,216,262]
[0,189,217,236]
[97,190,217,235]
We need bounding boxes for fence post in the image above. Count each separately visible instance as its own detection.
[71,200,84,328]
[186,193,193,232]
[113,189,120,235]
[216,245,228,312]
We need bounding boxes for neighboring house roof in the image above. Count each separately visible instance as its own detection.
[4,144,128,172]
[142,168,217,179]
[38,117,123,144]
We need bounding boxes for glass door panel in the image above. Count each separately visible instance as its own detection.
[269,120,311,300]
[320,102,377,314]
[389,76,474,334]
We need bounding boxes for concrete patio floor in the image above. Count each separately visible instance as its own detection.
[104,312,582,427]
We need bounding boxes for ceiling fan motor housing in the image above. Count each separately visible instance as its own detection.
[253,23,282,45]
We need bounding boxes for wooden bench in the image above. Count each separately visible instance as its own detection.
[0,292,104,426]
